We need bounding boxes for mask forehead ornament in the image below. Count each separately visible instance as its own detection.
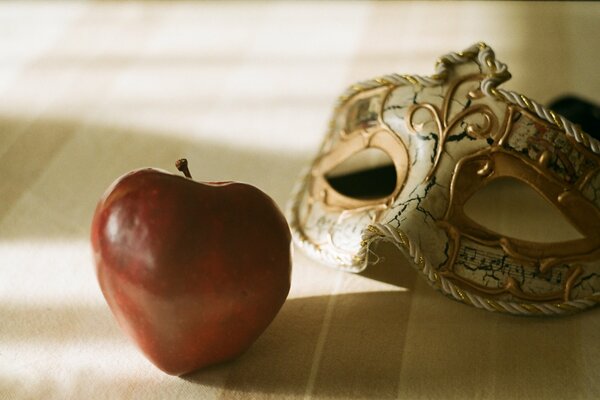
[288,43,600,315]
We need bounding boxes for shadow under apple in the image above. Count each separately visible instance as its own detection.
[183,245,595,399]
[184,289,416,399]
[185,289,593,399]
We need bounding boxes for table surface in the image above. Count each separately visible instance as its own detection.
[1,1,599,399]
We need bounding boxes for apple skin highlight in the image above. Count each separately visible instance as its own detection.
[91,167,292,376]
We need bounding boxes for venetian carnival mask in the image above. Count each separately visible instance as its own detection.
[288,43,600,316]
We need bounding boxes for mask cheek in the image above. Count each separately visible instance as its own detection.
[436,111,600,304]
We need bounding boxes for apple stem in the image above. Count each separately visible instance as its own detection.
[176,158,193,179]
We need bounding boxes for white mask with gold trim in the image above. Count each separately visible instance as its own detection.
[288,43,600,316]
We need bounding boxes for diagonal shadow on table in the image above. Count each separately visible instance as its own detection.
[184,294,595,400]
[0,114,311,240]
[185,245,597,400]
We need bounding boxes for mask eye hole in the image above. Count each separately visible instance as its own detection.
[464,177,584,243]
[325,148,397,200]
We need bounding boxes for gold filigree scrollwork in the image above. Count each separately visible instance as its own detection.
[437,234,586,302]
[439,105,600,302]
[406,74,499,181]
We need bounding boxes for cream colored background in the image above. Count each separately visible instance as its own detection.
[1,1,599,399]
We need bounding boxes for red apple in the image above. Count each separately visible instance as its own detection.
[90,159,292,376]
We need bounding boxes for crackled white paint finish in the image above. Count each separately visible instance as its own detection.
[289,44,600,314]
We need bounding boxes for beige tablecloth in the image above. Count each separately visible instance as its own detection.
[1,1,599,399]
